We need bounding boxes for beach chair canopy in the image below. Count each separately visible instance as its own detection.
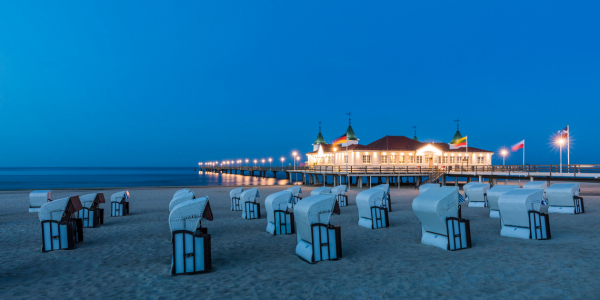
[331,185,347,195]
[294,194,337,244]
[546,183,580,207]
[29,190,52,208]
[487,185,519,211]
[287,186,302,197]
[522,181,548,190]
[412,187,459,235]
[498,189,543,228]
[467,183,490,202]
[240,188,260,213]
[111,191,130,203]
[372,184,390,194]
[356,189,386,219]
[419,183,441,194]
[38,196,83,222]
[230,187,243,199]
[265,191,293,224]
[169,197,211,233]
[169,191,196,212]
[462,182,480,193]
[311,187,331,196]
[79,193,106,209]
[174,188,190,198]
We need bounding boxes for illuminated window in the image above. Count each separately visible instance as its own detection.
[442,157,448,164]
[362,155,371,164]
[390,155,396,163]
[416,156,423,164]
[408,156,414,163]
[478,157,485,164]
[344,155,348,164]
[399,156,405,163]
[381,155,388,164]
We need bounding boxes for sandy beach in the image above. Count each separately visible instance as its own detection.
[1,183,600,299]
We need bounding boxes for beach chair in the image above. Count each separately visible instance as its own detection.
[77,193,105,228]
[29,190,52,212]
[265,191,295,235]
[174,188,190,198]
[412,186,471,251]
[311,186,331,196]
[287,186,302,206]
[39,195,84,252]
[372,184,392,212]
[169,191,196,212]
[467,183,490,207]
[462,182,480,201]
[487,186,519,218]
[522,181,548,201]
[169,197,213,275]
[498,189,550,240]
[419,183,441,195]
[110,191,130,216]
[230,187,243,211]
[331,185,348,206]
[356,189,389,229]
[294,194,342,263]
[241,188,261,219]
[546,183,584,214]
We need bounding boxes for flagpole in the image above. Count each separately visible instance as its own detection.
[567,124,570,169]
[523,139,525,166]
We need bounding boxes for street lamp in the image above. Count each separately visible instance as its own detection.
[557,138,565,173]
[261,159,265,166]
[501,149,508,166]
[245,159,249,166]
[268,158,272,168]
[292,151,298,170]
[253,159,257,167]
[281,157,285,168]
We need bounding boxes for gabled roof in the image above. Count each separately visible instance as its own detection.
[366,136,424,151]
[313,132,326,145]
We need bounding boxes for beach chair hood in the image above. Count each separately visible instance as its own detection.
[287,186,302,197]
[331,185,347,195]
[487,185,519,211]
[372,184,390,194]
[169,191,196,212]
[294,194,337,243]
[356,189,386,219]
[467,183,490,202]
[169,197,211,233]
[240,188,260,213]
[79,193,106,209]
[265,191,293,224]
[412,187,459,235]
[111,191,130,203]
[419,183,441,194]
[546,183,579,207]
[310,187,331,196]
[498,189,542,228]
[38,195,83,222]
[230,187,243,199]
[29,190,52,210]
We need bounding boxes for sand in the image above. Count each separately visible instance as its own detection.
[1,183,600,299]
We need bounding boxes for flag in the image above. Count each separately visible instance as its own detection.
[511,140,524,151]
[449,136,467,149]
[459,193,465,203]
[332,134,347,146]
[559,125,569,138]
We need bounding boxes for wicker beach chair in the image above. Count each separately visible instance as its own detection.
[294,194,342,263]
[230,187,243,211]
[356,189,389,229]
[487,186,519,218]
[311,186,331,196]
[287,186,303,206]
[29,190,52,212]
[412,186,471,251]
[265,191,295,235]
[39,195,84,252]
[110,191,130,216]
[546,183,583,214]
[498,189,549,240]
[174,188,190,198]
[331,185,348,206]
[467,183,490,207]
[419,183,441,195]
[372,184,392,211]
[241,188,260,219]
[77,193,105,228]
[462,182,480,201]
[169,191,196,212]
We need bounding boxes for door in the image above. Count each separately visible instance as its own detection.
[428,156,433,168]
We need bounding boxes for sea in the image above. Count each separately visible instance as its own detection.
[0,167,302,190]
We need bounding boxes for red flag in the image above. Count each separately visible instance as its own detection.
[511,140,524,152]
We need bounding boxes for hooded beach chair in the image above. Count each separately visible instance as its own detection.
[287,186,303,206]
[546,183,584,214]
[169,191,196,212]
[77,193,105,228]
[110,191,130,216]
[311,186,331,196]
[419,183,440,195]
[265,191,295,235]
[29,190,52,212]
[169,197,213,275]
[522,181,548,201]
[331,185,348,206]
[462,182,480,201]
[294,194,342,263]
[467,183,490,207]
[372,184,392,212]
[498,189,550,240]
[174,188,190,198]
[39,195,84,252]
[356,189,389,229]
[230,187,243,211]
[412,186,471,251]
[241,188,261,219]
[487,186,519,218]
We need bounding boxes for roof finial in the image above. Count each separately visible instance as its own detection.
[346,112,351,125]
[412,125,417,137]
[318,121,321,132]
[454,118,460,130]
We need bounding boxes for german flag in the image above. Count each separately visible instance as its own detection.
[449,136,467,149]
[332,134,347,146]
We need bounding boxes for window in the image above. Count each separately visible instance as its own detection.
[416,156,423,164]
[362,155,371,164]
[434,157,441,164]
[381,155,388,164]
[344,155,348,164]
[450,157,455,163]
[399,156,405,163]
[442,157,448,164]
[408,156,414,163]
[478,157,485,164]
[390,155,396,163]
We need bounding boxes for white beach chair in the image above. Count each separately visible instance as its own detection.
[498,189,550,240]
[241,188,261,219]
[230,187,243,211]
[169,191,196,212]
[331,185,348,206]
[287,186,303,206]
[265,191,295,235]
[77,193,105,228]
[546,183,584,214]
[169,197,213,275]
[522,181,548,200]
[372,184,392,211]
[39,195,84,252]
[294,194,342,263]
[412,186,471,251]
[356,189,389,229]
[462,182,480,201]
[487,186,519,218]
[311,186,331,196]
[174,188,190,198]
[29,190,52,213]
[419,183,441,195]
[467,183,490,207]
[110,191,130,216]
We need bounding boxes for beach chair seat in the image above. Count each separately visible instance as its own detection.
[498,189,550,240]
[169,191,196,212]
[546,183,584,214]
[170,197,213,275]
[294,194,342,263]
[412,186,471,251]
[372,184,392,212]
[29,190,52,212]
[419,183,440,195]
[241,188,261,219]
[286,186,303,207]
[39,195,84,252]
[331,185,348,206]
[311,186,331,196]
[110,191,130,216]
[265,191,295,235]
[357,189,389,229]
[77,193,105,228]
[487,186,519,218]
[466,183,490,207]
[230,187,243,211]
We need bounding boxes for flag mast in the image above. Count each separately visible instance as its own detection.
[523,139,525,166]
[567,124,570,167]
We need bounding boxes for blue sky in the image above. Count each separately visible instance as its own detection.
[0,1,598,167]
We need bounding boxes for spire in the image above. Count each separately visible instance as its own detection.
[451,119,462,143]
[313,121,326,145]
[412,125,418,141]
[345,112,358,140]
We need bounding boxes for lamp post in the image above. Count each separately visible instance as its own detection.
[245,159,249,166]
[261,159,265,167]
[501,149,507,166]
[268,158,272,168]
[281,157,285,168]
[292,151,297,171]
[253,159,257,167]
[557,138,565,174]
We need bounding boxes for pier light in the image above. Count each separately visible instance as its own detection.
[392,152,395,155]
[365,152,369,155]
[383,152,386,155]
[409,153,413,156]
[333,147,337,152]
[500,149,509,165]
[292,151,297,157]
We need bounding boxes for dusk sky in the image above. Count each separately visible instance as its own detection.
[0,1,598,167]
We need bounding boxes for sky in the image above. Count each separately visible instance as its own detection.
[0,1,598,167]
